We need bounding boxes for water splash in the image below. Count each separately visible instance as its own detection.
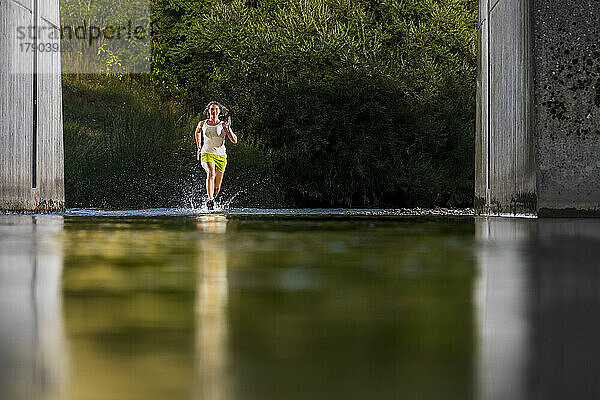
[184,167,251,212]
[216,188,247,211]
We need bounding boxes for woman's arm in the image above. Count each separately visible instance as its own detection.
[195,120,204,159]
[223,116,238,144]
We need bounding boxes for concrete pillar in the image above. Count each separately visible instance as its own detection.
[0,0,64,212]
[476,0,600,216]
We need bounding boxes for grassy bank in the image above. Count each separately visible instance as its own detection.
[63,72,474,209]
[63,74,284,209]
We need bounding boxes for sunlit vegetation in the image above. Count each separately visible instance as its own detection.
[64,0,477,208]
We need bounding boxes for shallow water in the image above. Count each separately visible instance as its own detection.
[1,210,599,400]
[62,207,474,217]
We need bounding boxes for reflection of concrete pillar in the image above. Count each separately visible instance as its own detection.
[476,217,600,399]
[194,215,231,400]
[0,215,67,400]
[475,217,533,400]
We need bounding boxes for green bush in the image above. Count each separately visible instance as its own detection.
[150,0,477,207]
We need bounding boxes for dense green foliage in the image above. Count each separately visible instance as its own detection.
[152,0,477,207]
[64,0,477,208]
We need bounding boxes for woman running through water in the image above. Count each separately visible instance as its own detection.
[195,101,238,210]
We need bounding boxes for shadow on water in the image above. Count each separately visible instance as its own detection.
[2,212,600,399]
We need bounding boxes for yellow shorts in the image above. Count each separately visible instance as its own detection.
[201,153,227,172]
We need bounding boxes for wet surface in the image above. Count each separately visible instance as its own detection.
[1,211,599,400]
[62,207,475,217]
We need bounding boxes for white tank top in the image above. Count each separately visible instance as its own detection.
[201,120,226,155]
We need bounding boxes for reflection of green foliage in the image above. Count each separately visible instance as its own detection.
[227,217,476,399]
[150,0,477,207]
[60,216,475,399]
[62,216,477,400]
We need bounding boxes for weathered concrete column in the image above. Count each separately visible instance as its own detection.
[0,0,64,212]
[476,0,600,216]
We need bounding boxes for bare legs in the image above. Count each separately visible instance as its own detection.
[202,161,216,200]
[214,169,224,199]
[201,161,225,201]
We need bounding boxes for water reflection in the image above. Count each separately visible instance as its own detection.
[476,217,600,400]
[475,218,533,400]
[62,220,196,400]
[0,215,67,400]
[194,215,231,400]
[223,218,476,400]
[1,215,477,400]
[6,212,600,400]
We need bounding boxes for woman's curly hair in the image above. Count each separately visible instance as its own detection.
[203,101,229,118]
